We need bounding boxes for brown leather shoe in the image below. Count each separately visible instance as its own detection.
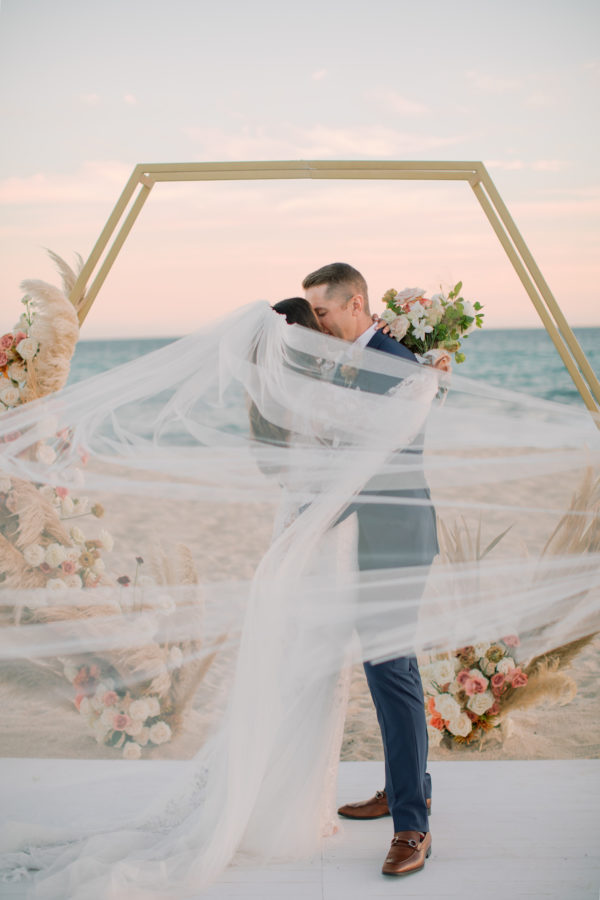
[337,790,431,820]
[381,830,431,876]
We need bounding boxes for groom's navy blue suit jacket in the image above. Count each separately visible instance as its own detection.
[338,330,439,571]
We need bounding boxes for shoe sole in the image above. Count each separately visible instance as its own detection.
[337,811,391,820]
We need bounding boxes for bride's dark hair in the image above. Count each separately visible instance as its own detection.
[272,297,322,331]
[248,298,321,451]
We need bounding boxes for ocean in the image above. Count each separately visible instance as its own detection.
[68,328,600,409]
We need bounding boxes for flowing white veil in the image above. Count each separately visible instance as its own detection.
[0,301,598,898]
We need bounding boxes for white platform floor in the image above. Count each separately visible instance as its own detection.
[1,758,599,899]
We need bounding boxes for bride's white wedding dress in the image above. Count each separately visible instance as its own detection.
[0,301,598,898]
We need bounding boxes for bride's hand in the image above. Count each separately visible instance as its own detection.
[371,313,390,335]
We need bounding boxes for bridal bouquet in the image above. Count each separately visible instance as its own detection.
[380,282,483,363]
[421,637,528,746]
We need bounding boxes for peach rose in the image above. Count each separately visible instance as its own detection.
[0,334,14,350]
[510,668,528,688]
[501,634,520,647]
[103,691,119,706]
[113,713,131,730]
[491,673,505,693]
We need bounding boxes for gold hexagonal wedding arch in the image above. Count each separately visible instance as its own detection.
[69,160,600,414]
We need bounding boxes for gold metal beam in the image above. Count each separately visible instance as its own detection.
[70,159,599,417]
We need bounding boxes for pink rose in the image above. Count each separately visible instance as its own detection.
[61,559,77,575]
[13,331,27,345]
[502,635,520,647]
[56,486,69,499]
[103,691,118,706]
[39,562,51,573]
[456,669,471,686]
[491,673,505,691]
[510,668,528,688]
[113,713,131,730]
[0,350,8,367]
[0,334,14,350]
[488,701,500,716]
[464,672,488,695]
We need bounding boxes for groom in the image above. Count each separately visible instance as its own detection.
[303,262,437,877]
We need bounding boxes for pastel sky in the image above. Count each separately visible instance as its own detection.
[0,0,598,337]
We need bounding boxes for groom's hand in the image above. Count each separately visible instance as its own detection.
[372,313,391,335]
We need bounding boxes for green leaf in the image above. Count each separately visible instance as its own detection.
[455,352,466,363]
[453,281,463,295]
[480,524,514,559]
[108,730,123,746]
[473,301,482,310]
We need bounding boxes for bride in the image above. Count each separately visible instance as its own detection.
[0,291,598,898]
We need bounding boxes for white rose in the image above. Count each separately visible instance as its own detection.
[7,363,26,382]
[129,699,151,722]
[496,657,516,675]
[467,690,495,716]
[446,713,472,737]
[169,646,184,669]
[70,526,86,545]
[380,308,398,324]
[123,741,142,760]
[23,544,45,567]
[432,693,461,722]
[479,658,496,677]
[91,694,105,712]
[99,529,114,552]
[79,697,92,716]
[65,573,83,589]
[100,708,115,727]
[45,543,67,568]
[432,659,455,685]
[65,546,79,562]
[0,386,20,407]
[16,337,38,360]
[389,315,409,341]
[148,721,172,745]
[0,476,11,493]
[46,578,67,591]
[92,720,110,744]
[37,443,56,465]
[146,697,161,718]
[61,496,75,516]
[473,642,491,658]
[92,558,106,575]
[448,679,462,695]
[137,727,150,747]
[394,288,425,305]
[427,724,444,747]
[125,720,144,737]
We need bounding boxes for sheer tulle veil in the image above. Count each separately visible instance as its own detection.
[0,301,598,897]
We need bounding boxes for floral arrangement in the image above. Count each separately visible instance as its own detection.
[0,297,39,409]
[64,661,176,759]
[421,636,528,746]
[380,282,483,363]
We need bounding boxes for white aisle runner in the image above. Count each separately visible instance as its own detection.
[1,759,598,899]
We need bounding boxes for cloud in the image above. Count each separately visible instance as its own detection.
[0,161,132,205]
[182,124,468,160]
[465,71,520,94]
[80,93,101,106]
[123,94,137,105]
[531,160,567,172]
[484,159,525,171]
[363,89,430,117]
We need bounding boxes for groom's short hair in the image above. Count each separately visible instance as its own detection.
[302,262,370,313]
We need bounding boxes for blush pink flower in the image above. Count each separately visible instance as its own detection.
[113,713,131,730]
[456,669,472,686]
[56,486,69,499]
[102,691,118,706]
[13,331,27,345]
[502,634,520,647]
[491,673,505,692]
[74,693,85,710]
[0,334,14,350]
[61,559,77,575]
[488,701,500,716]
[463,671,489,696]
[0,350,8,367]
[510,668,528,688]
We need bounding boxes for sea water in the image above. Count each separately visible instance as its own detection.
[68,328,600,409]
